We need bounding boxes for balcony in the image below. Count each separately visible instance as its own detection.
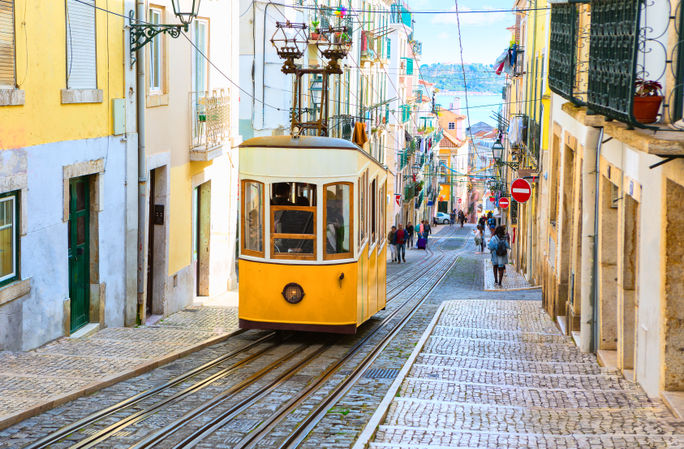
[190,90,230,161]
[549,0,684,127]
[390,2,413,29]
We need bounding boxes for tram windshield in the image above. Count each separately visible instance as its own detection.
[325,183,352,258]
[271,182,316,258]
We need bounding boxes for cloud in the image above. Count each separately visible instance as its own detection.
[437,32,450,40]
[431,5,511,26]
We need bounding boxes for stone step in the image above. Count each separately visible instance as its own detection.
[423,337,596,364]
[430,325,567,344]
[413,355,606,375]
[371,426,684,449]
[398,378,653,409]
[384,398,683,436]
[408,365,641,391]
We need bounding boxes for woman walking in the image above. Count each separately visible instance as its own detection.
[487,226,510,287]
[406,222,414,248]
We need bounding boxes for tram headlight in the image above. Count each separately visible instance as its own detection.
[282,283,305,304]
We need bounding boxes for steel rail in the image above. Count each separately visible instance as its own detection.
[21,328,274,449]
[67,340,292,449]
[173,232,460,449]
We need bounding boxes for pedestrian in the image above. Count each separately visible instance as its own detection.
[478,214,486,233]
[388,226,398,262]
[449,210,456,227]
[487,225,510,287]
[415,222,421,248]
[487,212,496,236]
[458,210,465,228]
[474,225,484,252]
[406,222,414,248]
[423,219,432,249]
[396,224,407,263]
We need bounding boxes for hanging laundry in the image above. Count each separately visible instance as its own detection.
[352,122,368,147]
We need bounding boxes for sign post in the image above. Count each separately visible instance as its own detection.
[511,178,532,203]
[498,197,510,209]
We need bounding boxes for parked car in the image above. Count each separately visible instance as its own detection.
[435,212,451,224]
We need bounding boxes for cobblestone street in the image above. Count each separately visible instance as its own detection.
[355,298,684,448]
[0,226,682,448]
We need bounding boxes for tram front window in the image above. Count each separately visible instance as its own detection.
[324,183,352,259]
[271,182,317,259]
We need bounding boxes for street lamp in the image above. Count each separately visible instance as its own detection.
[491,138,520,170]
[129,0,202,64]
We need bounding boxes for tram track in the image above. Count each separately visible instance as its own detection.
[129,230,461,449]
[22,229,462,449]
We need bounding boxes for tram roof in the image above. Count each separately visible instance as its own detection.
[239,135,361,150]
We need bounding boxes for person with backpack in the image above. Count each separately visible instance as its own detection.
[395,224,406,263]
[388,226,398,263]
[487,212,496,236]
[487,225,510,287]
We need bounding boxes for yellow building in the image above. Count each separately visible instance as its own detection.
[0,0,134,350]
[140,0,240,324]
[505,0,684,411]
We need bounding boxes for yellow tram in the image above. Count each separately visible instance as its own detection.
[238,135,389,333]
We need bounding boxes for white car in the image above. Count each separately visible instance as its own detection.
[435,212,451,224]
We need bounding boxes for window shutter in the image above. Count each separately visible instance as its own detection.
[66,0,96,89]
[0,0,15,87]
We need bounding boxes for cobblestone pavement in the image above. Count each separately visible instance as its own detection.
[483,259,540,291]
[355,300,684,449]
[0,302,238,429]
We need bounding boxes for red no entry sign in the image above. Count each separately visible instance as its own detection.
[498,197,510,209]
[511,178,532,203]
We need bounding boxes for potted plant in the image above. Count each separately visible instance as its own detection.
[633,78,663,124]
[310,19,320,40]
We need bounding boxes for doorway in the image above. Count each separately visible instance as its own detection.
[598,176,619,351]
[192,181,211,296]
[68,176,90,333]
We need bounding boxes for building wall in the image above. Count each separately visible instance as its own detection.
[0,0,132,350]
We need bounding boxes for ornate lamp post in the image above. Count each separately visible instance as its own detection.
[491,138,520,170]
[129,0,202,64]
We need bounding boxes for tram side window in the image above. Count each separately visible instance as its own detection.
[324,183,352,259]
[370,179,377,244]
[242,180,264,256]
[271,182,317,259]
[359,171,367,246]
[379,182,385,244]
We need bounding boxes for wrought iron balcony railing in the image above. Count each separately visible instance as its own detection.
[190,90,230,161]
[550,0,683,127]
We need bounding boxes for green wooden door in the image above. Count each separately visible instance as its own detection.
[68,177,90,332]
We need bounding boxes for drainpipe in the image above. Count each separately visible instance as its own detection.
[579,126,601,352]
[135,0,147,324]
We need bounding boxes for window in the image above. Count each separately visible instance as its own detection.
[271,182,316,259]
[359,171,367,245]
[192,18,208,93]
[370,178,377,244]
[66,0,96,89]
[324,183,353,259]
[241,181,264,257]
[379,181,385,245]
[148,7,163,92]
[0,0,15,87]
[448,122,455,130]
[0,191,18,286]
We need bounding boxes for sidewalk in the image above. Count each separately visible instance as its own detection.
[483,259,540,291]
[355,300,684,449]
[0,290,239,430]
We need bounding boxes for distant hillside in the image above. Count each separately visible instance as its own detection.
[421,63,504,95]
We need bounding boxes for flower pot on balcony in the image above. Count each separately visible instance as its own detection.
[633,95,663,124]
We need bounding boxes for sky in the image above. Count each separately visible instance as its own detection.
[405,0,516,65]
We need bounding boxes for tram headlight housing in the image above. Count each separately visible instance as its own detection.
[282,283,305,304]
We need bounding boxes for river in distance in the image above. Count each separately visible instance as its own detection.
[435,92,503,129]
